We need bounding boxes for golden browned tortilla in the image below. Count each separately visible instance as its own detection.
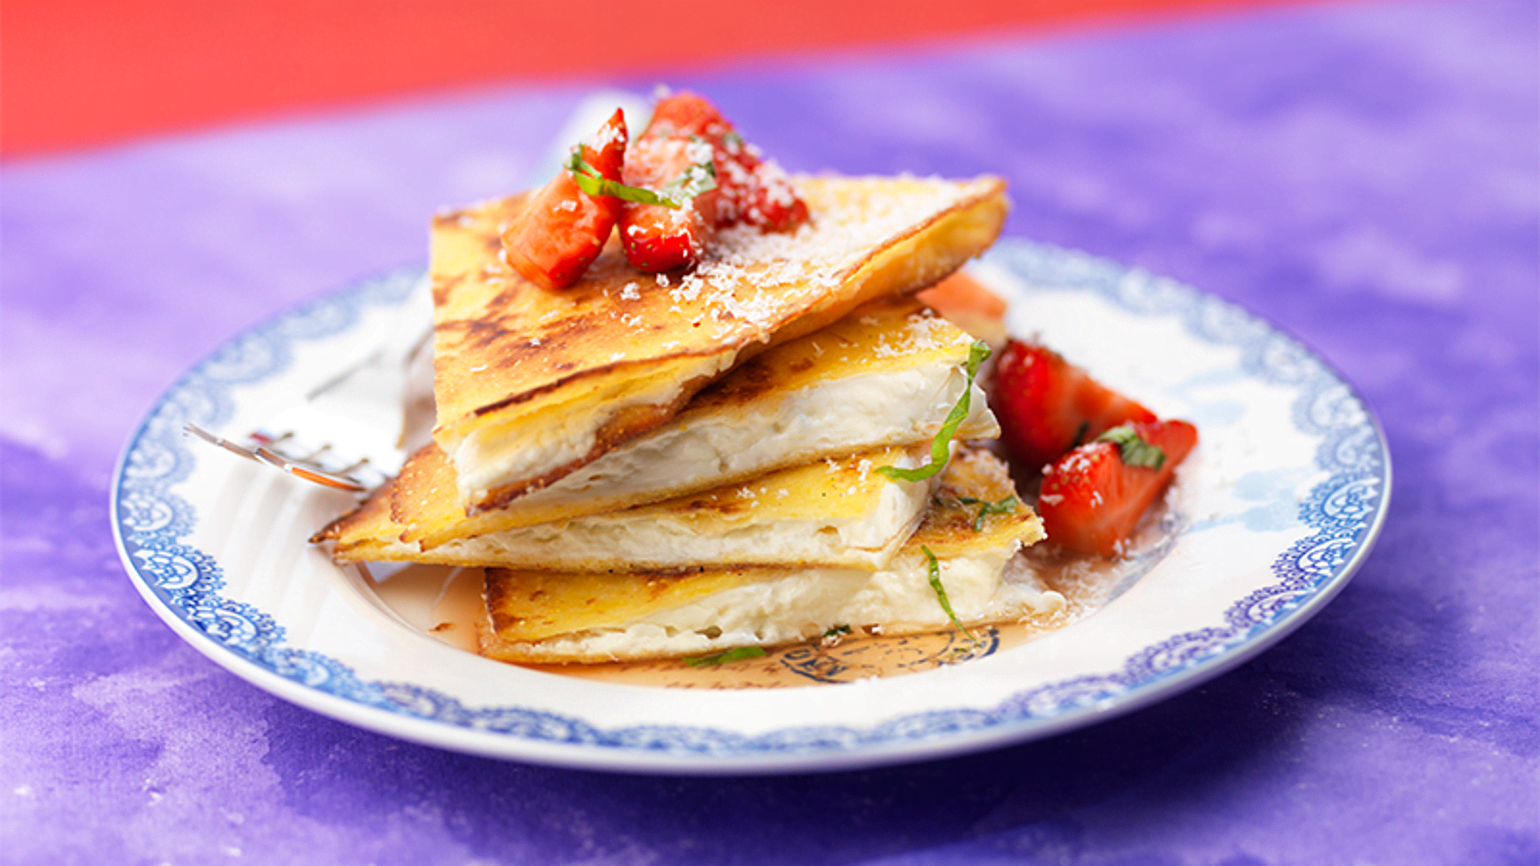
[476,447,1052,665]
[315,295,997,552]
[430,174,1008,513]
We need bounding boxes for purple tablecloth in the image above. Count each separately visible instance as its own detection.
[3,1,1536,862]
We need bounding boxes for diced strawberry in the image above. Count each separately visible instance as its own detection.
[916,271,1009,346]
[990,339,1158,471]
[644,90,731,140]
[711,133,808,231]
[619,198,710,273]
[1037,419,1198,557]
[619,92,808,271]
[917,271,1009,321]
[619,110,720,272]
[501,109,628,290]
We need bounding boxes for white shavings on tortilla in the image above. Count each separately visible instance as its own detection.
[906,309,976,348]
[868,312,955,360]
[704,174,987,279]
[623,174,992,341]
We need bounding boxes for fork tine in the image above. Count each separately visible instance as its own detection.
[253,446,369,492]
[185,422,263,462]
[186,423,371,492]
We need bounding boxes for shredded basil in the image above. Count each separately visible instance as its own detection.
[660,142,719,200]
[877,340,991,482]
[566,152,671,205]
[921,545,975,642]
[1097,425,1167,469]
[566,149,718,209]
[822,625,852,639]
[566,152,681,208]
[957,495,1020,532]
[683,645,767,667]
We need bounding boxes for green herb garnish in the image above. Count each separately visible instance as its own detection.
[822,625,852,639]
[921,545,975,642]
[566,148,718,208]
[683,645,768,667]
[956,495,1020,532]
[566,151,680,206]
[876,340,991,483]
[1097,425,1167,469]
[659,139,719,201]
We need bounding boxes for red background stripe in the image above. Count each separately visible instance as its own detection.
[1,0,1330,157]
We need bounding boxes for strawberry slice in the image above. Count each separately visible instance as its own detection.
[501,109,629,290]
[707,126,807,231]
[917,271,1009,321]
[618,199,710,274]
[916,271,1009,346]
[1037,419,1199,557]
[619,117,719,272]
[640,91,806,231]
[732,162,809,232]
[990,339,1158,471]
[619,92,807,271]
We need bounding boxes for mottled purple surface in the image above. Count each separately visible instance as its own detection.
[2,1,1536,863]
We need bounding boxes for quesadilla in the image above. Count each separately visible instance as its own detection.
[319,294,998,552]
[432,173,1008,513]
[324,442,938,571]
[477,447,1059,665]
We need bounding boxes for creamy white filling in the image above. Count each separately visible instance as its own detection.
[447,353,740,504]
[428,449,936,570]
[524,548,1065,661]
[509,363,998,514]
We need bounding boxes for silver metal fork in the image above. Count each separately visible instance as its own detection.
[186,89,650,494]
[185,272,435,492]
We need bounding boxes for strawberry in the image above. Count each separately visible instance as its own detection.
[917,271,1009,322]
[1037,419,1198,557]
[916,271,1009,346]
[619,92,807,271]
[708,125,808,232]
[618,199,710,274]
[501,109,629,290]
[990,339,1158,472]
[619,110,720,272]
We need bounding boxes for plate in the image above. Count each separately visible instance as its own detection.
[111,239,1390,774]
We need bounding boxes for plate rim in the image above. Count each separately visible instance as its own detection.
[110,240,1392,774]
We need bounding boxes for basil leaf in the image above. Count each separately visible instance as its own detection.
[957,495,1020,532]
[683,645,767,667]
[1097,425,1167,469]
[921,545,975,642]
[660,146,718,201]
[877,340,992,482]
[565,151,681,208]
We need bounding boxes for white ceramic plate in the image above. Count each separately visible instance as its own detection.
[111,239,1390,774]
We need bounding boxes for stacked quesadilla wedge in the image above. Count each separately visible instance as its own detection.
[316,170,1066,665]
[478,446,1055,664]
[431,174,1008,512]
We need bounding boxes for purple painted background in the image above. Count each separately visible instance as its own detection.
[3,1,1536,863]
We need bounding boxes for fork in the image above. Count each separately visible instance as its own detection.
[185,272,435,492]
[186,89,650,494]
